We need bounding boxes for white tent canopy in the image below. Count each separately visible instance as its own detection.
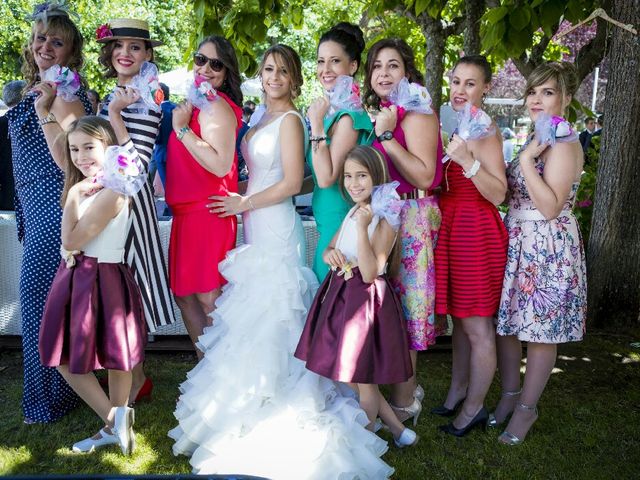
[159,67,263,99]
[158,67,190,97]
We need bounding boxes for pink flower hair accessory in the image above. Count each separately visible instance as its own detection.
[96,23,112,40]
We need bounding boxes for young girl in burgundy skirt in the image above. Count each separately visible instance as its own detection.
[39,116,147,455]
[296,145,418,448]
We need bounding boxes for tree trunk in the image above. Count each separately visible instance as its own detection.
[418,12,446,113]
[587,0,640,327]
[464,0,485,55]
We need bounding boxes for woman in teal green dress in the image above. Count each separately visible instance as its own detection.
[306,23,374,281]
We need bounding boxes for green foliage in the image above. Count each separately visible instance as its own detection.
[481,0,597,62]
[574,134,599,243]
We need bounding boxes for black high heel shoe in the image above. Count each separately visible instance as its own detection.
[430,397,466,417]
[438,407,489,437]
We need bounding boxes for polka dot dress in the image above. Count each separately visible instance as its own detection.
[7,88,92,423]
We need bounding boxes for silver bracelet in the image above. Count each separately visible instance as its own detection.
[463,159,481,178]
[247,196,256,210]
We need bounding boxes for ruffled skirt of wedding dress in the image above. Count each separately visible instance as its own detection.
[169,243,394,479]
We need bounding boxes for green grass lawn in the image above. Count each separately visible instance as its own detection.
[1,329,639,479]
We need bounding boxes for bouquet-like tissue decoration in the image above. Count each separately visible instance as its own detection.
[98,145,147,196]
[389,78,433,114]
[534,113,578,146]
[443,103,495,163]
[187,74,218,112]
[371,180,403,231]
[327,75,363,116]
[127,62,164,114]
[41,64,80,102]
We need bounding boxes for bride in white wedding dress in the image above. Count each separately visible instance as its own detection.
[168,44,394,479]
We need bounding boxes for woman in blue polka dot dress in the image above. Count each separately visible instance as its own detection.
[7,3,92,423]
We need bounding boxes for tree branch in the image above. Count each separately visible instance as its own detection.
[512,21,561,77]
[574,12,611,82]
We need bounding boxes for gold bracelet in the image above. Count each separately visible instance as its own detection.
[38,112,57,126]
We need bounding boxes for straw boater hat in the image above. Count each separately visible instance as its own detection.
[96,18,163,47]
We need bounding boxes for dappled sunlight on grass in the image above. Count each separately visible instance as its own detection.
[52,433,159,474]
[0,446,31,474]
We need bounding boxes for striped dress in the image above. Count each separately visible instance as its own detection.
[100,100,175,331]
[435,160,508,319]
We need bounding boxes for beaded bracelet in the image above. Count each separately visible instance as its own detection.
[176,126,190,141]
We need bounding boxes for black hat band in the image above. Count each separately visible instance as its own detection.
[110,27,150,40]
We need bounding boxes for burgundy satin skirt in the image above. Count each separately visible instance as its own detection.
[39,254,146,374]
[296,267,412,384]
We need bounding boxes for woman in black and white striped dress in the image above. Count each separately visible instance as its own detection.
[97,18,175,404]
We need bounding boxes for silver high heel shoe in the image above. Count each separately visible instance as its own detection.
[414,384,425,402]
[498,403,538,445]
[488,389,521,428]
[390,397,423,426]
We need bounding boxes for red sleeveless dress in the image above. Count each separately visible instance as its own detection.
[435,160,508,318]
[165,92,241,296]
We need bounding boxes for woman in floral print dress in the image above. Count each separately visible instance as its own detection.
[492,62,587,445]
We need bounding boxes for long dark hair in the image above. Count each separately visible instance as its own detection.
[363,38,423,110]
[318,22,366,74]
[198,35,243,107]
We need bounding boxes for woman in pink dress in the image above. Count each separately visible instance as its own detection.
[165,36,243,356]
[363,38,444,425]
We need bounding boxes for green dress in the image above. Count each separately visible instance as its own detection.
[307,109,374,281]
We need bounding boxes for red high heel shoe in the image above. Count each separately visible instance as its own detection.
[129,377,153,406]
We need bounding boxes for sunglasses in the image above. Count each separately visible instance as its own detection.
[193,53,225,72]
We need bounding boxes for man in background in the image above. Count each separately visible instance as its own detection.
[151,82,176,217]
[579,116,596,153]
[1,80,26,211]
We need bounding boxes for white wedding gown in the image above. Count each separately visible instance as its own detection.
[169,111,394,479]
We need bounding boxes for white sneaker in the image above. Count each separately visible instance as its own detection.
[72,428,118,453]
[113,406,135,455]
[394,428,419,448]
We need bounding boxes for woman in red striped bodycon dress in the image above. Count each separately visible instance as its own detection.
[433,55,508,436]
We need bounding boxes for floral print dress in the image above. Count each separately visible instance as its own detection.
[496,140,587,343]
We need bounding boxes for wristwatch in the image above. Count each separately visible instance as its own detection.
[376,130,394,142]
[38,111,57,126]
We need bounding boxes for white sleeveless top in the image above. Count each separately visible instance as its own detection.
[79,192,129,263]
[335,205,381,265]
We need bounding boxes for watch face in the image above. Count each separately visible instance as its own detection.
[380,131,393,141]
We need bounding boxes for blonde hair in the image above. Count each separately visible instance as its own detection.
[524,62,578,112]
[60,117,117,207]
[22,15,84,90]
